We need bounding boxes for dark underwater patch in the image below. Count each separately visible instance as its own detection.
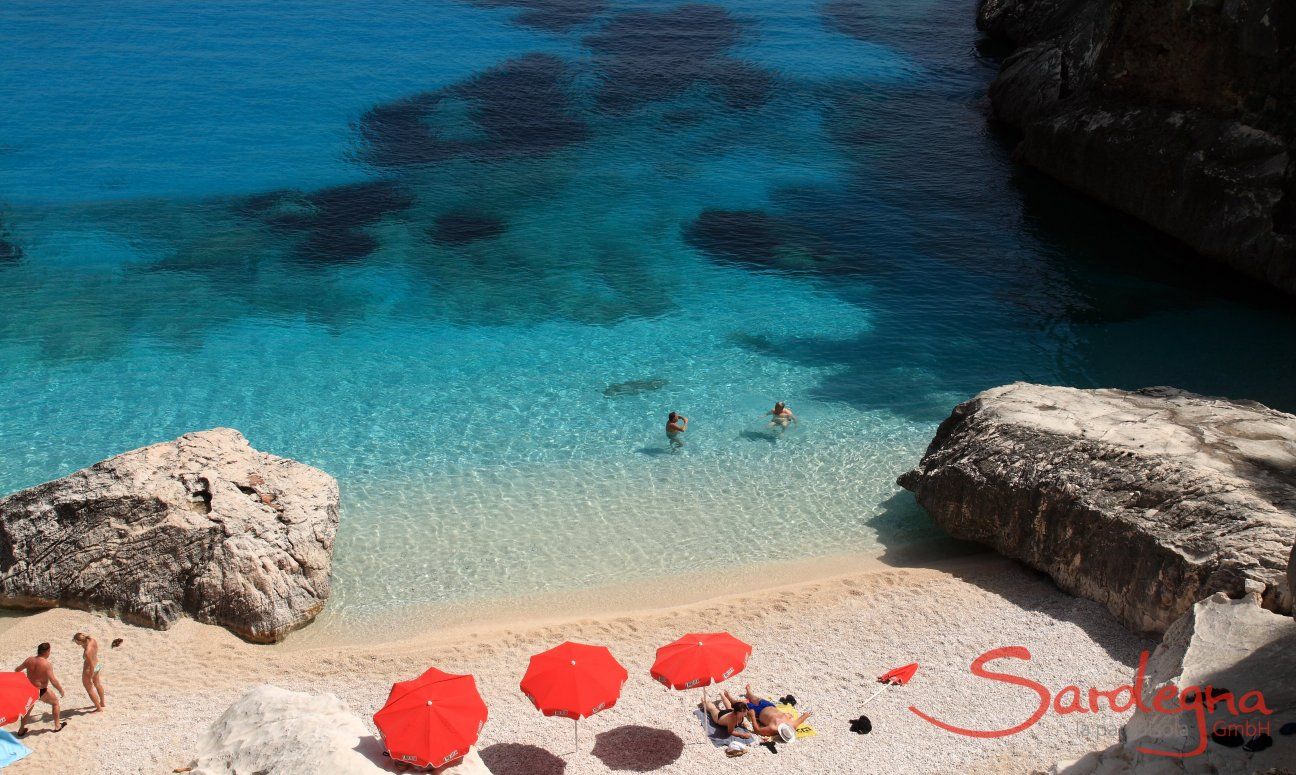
[294,228,382,265]
[234,189,290,218]
[603,377,668,397]
[684,209,848,274]
[304,181,415,229]
[0,219,21,263]
[243,180,416,233]
[708,59,774,110]
[820,0,874,41]
[471,0,604,31]
[431,212,508,246]
[583,4,772,110]
[358,54,589,167]
[235,180,414,265]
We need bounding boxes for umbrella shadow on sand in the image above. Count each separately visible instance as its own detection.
[351,736,413,772]
[590,726,684,771]
[479,743,567,775]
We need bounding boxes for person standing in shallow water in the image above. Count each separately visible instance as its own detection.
[73,632,105,712]
[666,411,689,449]
[766,401,797,429]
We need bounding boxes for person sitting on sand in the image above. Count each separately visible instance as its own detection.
[766,401,797,429]
[72,632,105,712]
[16,642,65,736]
[700,688,751,740]
[666,411,688,448]
[730,683,810,744]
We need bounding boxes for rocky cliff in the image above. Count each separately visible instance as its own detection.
[898,383,1296,634]
[0,429,339,642]
[1054,591,1296,771]
[978,0,1296,294]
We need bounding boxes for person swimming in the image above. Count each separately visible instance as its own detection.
[766,401,797,429]
[666,411,688,448]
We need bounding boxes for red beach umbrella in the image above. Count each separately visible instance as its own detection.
[863,662,920,706]
[521,642,628,752]
[651,632,751,690]
[879,663,918,686]
[0,674,36,728]
[374,666,488,769]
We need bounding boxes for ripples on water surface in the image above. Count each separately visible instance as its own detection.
[2,0,1295,628]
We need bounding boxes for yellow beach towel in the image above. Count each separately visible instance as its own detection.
[776,703,817,739]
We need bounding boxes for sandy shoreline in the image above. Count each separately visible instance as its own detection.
[0,553,1153,774]
[289,540,981,649]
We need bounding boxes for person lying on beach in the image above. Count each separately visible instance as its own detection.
[730,684,810,744]
[15,642,65,736]
[666,412,688,448]
[72,632,106,712]
[700,688,751,739]
[766,402,796,428]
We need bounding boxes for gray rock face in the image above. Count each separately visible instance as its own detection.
[978,0,1296,294]
[1054,592,1296,772]
[0,429,339,642]
[899,383,1296,634]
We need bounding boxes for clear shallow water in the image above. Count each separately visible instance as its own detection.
[3,0,1295,625]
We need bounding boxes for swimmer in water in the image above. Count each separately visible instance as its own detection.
[666,411,689,448]
[766,401,797,430]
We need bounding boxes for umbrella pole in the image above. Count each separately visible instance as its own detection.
[575,718,580,753]
[862,682,893,707]
[684,681,721,747]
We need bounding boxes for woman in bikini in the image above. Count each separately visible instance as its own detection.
[700,688,751,739]
[730,683,811,744]
[72,632,105,712]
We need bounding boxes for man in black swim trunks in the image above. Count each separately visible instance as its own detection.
[16,642,65,735]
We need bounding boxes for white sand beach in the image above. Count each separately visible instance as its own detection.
[0,554,1153,775]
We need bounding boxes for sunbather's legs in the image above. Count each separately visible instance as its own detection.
[701,696,723,723]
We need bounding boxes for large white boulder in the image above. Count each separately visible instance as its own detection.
[191,685,492,775]
[0,429,339,642]
[900,383,1296,634]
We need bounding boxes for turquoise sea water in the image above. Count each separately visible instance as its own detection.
[3,0,1295,625]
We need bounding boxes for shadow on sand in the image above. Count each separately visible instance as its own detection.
[871,490,1153,666]
[479,743,567,775]
[590,725,684,771]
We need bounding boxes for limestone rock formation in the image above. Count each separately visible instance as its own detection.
[1290,540,1296,610]
[899,383,1296,634]
[977,0,1296,294]
[189,685,494,774]
[1054,592,1296,772]
[0,429,339,642]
